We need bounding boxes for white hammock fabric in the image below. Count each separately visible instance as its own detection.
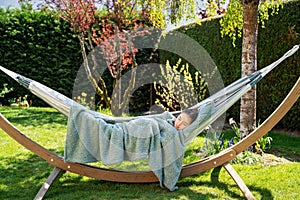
[0,45,298,142]
[0,44,298,191]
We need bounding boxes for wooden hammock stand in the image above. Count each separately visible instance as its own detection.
[0,77,299,200]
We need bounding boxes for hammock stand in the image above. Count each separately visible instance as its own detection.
[0,46,299,200]
[1,77,299,199]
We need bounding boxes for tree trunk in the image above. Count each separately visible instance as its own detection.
[240,0,259,139]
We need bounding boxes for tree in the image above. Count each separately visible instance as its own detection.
[220,0,282,139]
[44,0,142,115]
[32,0,281,132]
[240,0,259,139]
[42,0,219,116]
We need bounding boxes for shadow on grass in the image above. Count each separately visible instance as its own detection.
[0,107,280,199]
[0,107,67,127]
[0,153,55,200]
[0,107,276,199]
[0,152,215,200]
[178,174,274,200]
[266,132,300,162]
[0,151,274,200]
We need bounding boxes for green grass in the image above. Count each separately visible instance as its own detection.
[0,107,300,200]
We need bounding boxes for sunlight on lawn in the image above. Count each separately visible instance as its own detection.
[0,106,299,200]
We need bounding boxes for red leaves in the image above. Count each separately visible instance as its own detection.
[47,0,152,79]
[46,0,97,33]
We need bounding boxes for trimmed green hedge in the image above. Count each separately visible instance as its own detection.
[256,0,299,130]
[0,7,82,106]
[0,1,298,130]
[160,0,300,130]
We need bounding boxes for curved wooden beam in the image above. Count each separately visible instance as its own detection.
[180,76,299,177]
[0,77,299,183]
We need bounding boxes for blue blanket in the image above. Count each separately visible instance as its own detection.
[64,104,186,191]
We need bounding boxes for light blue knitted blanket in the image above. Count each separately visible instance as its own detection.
[64,104,186,191]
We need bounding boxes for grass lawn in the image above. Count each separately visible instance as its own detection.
[0,107,299,200]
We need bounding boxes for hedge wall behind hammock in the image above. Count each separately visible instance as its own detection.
[0,0,299,130]
[160,0,300,131]
[0,7,82,106]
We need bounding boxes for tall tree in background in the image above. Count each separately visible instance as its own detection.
[220,0,282,139]
[240,0,259,139]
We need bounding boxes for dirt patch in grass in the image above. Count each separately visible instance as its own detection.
[263,131,300,165]
[262,153,292,166]
[267,146,300,161]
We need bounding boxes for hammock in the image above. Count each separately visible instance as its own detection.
[0,45,298,139]
[0,44,299,197]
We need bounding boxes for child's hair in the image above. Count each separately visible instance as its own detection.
[182,108,199,124]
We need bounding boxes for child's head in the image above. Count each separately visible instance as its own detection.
[174,108,198,130]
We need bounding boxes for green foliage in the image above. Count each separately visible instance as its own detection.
[146,0,198,28]
[0,83,13,98]
[256,0,300,130]
[168,0,197,26]
[231,150,263,165]
[201,118,272,165]
[154,59,207,111]
[220,0,283,45]
[230,118,273,152]
[0,1,298,130]
[161,0,300,130]
[256,134,273,151]
[258,0,283,28]
[219,0,243,46]
[0,6,82,106]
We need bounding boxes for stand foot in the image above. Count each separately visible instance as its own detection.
[223,162,255,200]
[34,167,65,200]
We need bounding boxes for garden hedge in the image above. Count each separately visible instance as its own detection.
[0,7,82,106]
[160,0,300,130]
[0,0,299,130]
